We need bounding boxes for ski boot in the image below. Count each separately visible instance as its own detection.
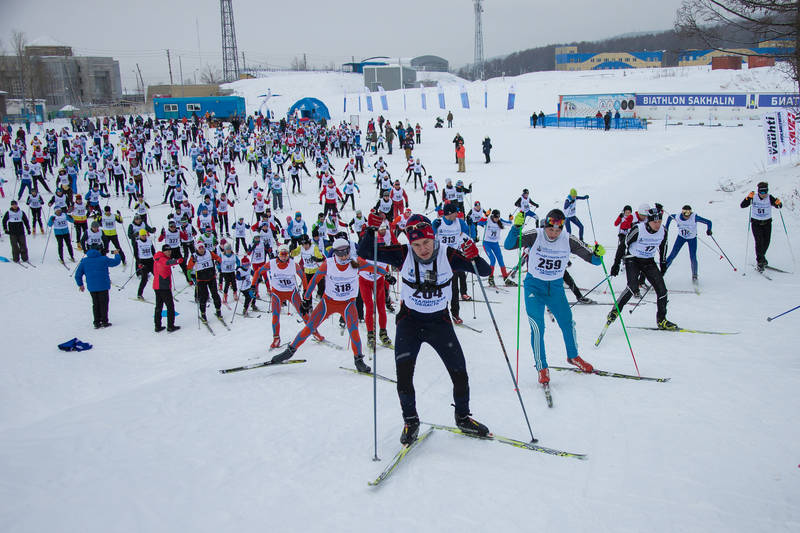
[606,309,618,325]
[270,336,281,349]
[366,330,377,350]
[487,276,496,288]
[455,413,490,437]
[215,309,223,320]
[504,276,518,287]
[658,318,679,331]
[400,416,420,446]
[155,325,166,333]
[568,356,594,373]
[538,368,550,384]
[577,296,594,304]
[136,295,146,301]
[200,312,208,323]
[251,303,260,312]
[271,344,296,364]
[167,325,181,332]
[312,330,325,342]
[354,354,371,373]
[379,328,393,348]
[461,293,472,301]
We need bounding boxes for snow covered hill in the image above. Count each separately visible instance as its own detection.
[1,66,799,532]
[225,64,796,120]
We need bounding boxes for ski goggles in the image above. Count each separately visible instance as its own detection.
[332,247,350,258]
[682,209,693,216]
[543,216,565,228]
[758,188,769,195]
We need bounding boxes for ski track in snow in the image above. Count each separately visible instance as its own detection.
[0,66,799,532]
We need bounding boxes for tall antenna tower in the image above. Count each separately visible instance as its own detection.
[220,0,240,82]
[473,0,485,80]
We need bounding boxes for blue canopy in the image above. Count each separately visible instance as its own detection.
[287,97,330,121]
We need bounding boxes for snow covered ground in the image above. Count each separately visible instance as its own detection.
[1,66,799,532]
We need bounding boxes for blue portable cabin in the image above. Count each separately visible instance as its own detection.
[153,96,246,121]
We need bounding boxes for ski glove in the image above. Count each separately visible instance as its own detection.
[367,211,384,228]
[460,238,479,260]
[513,211,526,227]
[706,229,712,236]
[593,244,605,257]
[385,273,397,285]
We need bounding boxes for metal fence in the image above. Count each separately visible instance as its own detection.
[533,115,648,130]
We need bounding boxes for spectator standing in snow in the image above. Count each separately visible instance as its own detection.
[482,136,492,163]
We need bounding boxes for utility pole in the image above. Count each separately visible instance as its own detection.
[241,51,246,72]
[303,53,307,71]
[136,63,145,99]
[179,56,184,96]
[196,17,202,66]
[166,49,174,86]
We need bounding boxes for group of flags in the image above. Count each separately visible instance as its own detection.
[343,84,517,113]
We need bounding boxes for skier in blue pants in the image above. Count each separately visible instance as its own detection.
[563,188,589,241]
[504,209,605,385]
[475,209,516,287]
[664,204,712,280]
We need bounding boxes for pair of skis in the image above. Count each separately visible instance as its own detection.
[368,423,587,487]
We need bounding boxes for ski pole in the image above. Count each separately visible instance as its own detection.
[710,235,737,272]
[778,210,795,270]
[117,267,140,290]
[628,283,652,315]
[371,233,379,462]
[230,288,241,324]
[743,208,751,276]
[470,257,538,443]
[40,227,53,264]
[767,304,800,322]
[586,197,598,245]
[471,274,476,320]
[569,273,611,309]
[514,221,524,386]
[600,257,641,376]
[698,237,723,259]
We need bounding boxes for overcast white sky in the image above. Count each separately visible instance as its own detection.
[0,0,685,92]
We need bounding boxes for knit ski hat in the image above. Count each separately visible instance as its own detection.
[570,188,577,197]
[405,214,435,243]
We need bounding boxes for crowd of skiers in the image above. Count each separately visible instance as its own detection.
[1,110,781,446]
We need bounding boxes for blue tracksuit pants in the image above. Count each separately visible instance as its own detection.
[482,241,505,268]
[523,274,579,370]
[665,236,698,276]
[565,216,584,241]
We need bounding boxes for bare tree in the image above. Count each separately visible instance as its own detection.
[676,0,799,90]
[11,31,29,114]
[199,64,223,84]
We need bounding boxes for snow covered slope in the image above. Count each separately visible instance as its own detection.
[1,66,799,532]
[225,64,796,120]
